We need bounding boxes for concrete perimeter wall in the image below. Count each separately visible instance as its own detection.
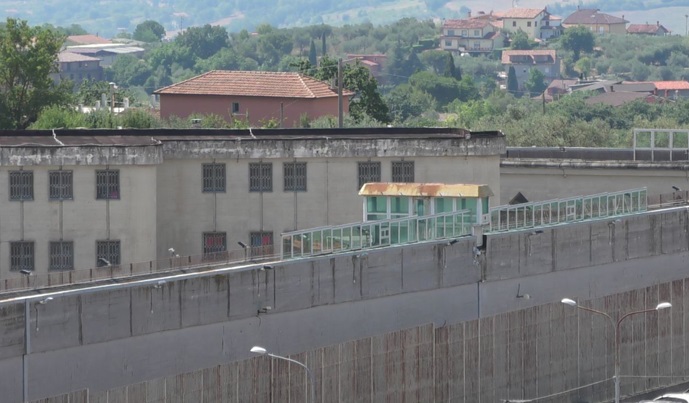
[7,206,689,402]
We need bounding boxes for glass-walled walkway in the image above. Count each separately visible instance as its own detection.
[281,210,473,260]
[488,188,647,233]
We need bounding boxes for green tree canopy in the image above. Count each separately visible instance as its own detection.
[385,84,436,122]
[133,20,165,42]
[0,18,72,129]
[510,30,534,50]
[308,39,317,66]
[507,65,519,96]
[443,53,461,80]
[312,56,390,123]
[175,24,229,59]
[524,68,547,97]
[560,25,594,61]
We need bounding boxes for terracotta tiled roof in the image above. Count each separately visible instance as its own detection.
[563,9,628,25]
[501,49,557,64]
[627,24,669,34]
[57,51,101,63]
[652,81,689,90]
[443,19,490,29]
[154,70,353,98]
[66,34,112,45]
[501,8,544,19]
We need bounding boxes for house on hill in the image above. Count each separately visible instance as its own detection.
[440,19,504,55]
[52,51,103,87]
[500,8,561,40]
[345,54,387,83]
[627,22,670,36]
[65,34,112,46]
[154,70,353,127]
[501,49,560,90]
[650,81,689,98]
[65,43,145,67]
[562,9,628,34]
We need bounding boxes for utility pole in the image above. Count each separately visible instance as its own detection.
[337,58,343,128]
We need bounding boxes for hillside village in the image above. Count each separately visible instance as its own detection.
[54,6,684,112]
[4,4,689,146]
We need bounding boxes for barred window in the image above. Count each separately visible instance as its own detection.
[49,170,73,200]
[96,240,120,267]
[249,162,272,192]
[202,163,226,192]
[203,232,227,257]
[96,170,120,200]
[49,241,74,271]
[283,162,307,192]
[250,231,274,257]
[10,241,34,272]
[232,102,240,114]
[392,161,415,183]
[357,161,381,189]
[9,171,33,201]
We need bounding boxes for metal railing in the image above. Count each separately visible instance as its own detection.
[281,210,474,260]
[633,128,689,161]
[648,190,689,209]
[488,188,648,233]
[0,246,277,294]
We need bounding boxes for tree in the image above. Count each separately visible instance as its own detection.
[308,39,317,66]
[510,30,534,50]
[133,20,165,42]
[574,57,592,80]
[385,41,410,85]
[385,84,436,122]
[507,65,519,96]
[0,18,72,129]
[175,24,229,59]
[560,25,594,61]
[444,53,461,80]
[524,69,547,97]
[311,56,389,123]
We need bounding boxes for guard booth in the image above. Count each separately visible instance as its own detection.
[358,182,492,244]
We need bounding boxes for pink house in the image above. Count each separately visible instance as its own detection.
[154,70,351,128]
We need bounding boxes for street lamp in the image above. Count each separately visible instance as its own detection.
[561,298,671,403]
[250,345,316,403]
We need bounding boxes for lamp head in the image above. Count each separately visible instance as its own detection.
[561,298,577,307]
[39,297,54,305]
[656,302,672,310]
[250,346,267,355]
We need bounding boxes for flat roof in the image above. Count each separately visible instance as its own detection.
[0,128,503,146]
[359,183,493,198]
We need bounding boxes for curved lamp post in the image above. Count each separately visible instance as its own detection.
[250,346,316,403]
[561,298,671,403]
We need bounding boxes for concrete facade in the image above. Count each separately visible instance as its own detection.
[3,206,689,402]
[500,156,689,204]
[0,128,504,282]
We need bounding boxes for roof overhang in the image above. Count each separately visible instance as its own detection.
[358,182,493,198]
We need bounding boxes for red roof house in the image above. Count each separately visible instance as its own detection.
[154,70,353,127]
[651,81,689,98]
[627,23,670,36]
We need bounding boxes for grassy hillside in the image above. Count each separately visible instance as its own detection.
[4,0,689,38]
[4,0,465,38]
